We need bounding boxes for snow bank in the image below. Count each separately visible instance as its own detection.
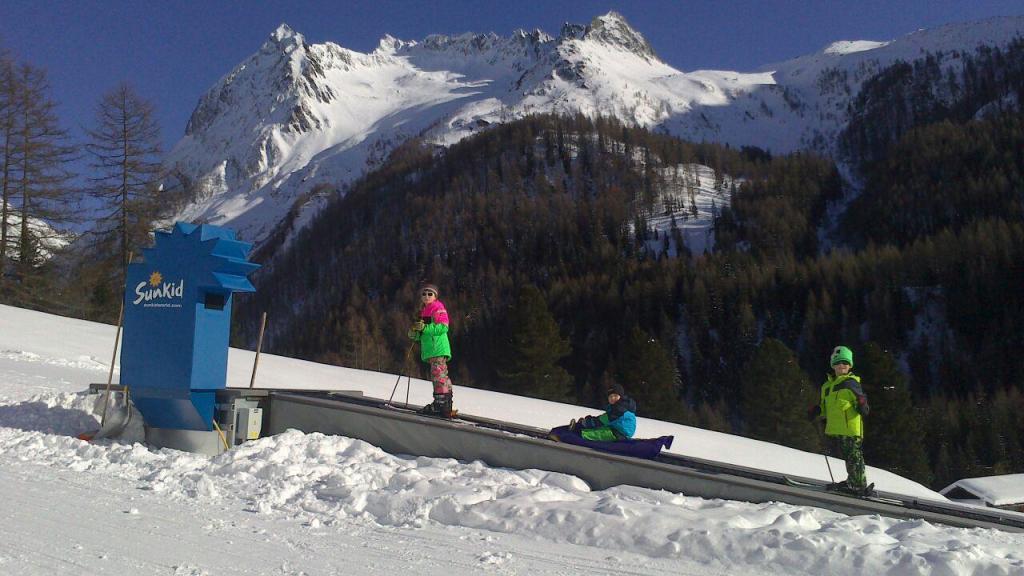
[4,304,1024,575]
[1,415,1022,575]
[0,302,949,503]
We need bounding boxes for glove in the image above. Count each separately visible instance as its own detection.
[410,320,425,332]
[856,395,870,416]
[806,405,821,422]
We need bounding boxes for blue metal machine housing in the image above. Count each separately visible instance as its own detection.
[121,222,259,431]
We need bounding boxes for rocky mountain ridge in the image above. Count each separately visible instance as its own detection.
[163,12,1024,248]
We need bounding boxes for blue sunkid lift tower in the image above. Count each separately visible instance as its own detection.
[121,222,260,452]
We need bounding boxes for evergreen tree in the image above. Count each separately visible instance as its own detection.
[0,52,19,284]
[616,326,683,421]
[739,338,821,452]
[8,62,76,298]
[228,112,1024,482]
[857,342,931,484]
[496,284,573,402]
[84,82,163,298]
[696,398,733,434]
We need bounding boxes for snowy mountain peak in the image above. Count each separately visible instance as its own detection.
[421,31,502,53]
[166,14,1024,248]
[266,23,304,52]
[559,22,587,41]
[583,11,657,60]
[822,40,890,55]
[376,34,408,54]
[512,27,554,45]
[185,21,330,139]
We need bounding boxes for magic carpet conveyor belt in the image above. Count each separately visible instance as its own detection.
[260,390,1024,533]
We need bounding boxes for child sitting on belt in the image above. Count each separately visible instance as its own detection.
[571,383,637,441]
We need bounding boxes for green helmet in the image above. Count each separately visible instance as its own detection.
[830,345,854,367]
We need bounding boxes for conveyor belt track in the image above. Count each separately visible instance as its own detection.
[268,390,1024,533]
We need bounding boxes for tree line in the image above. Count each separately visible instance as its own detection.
[237,108,1024,489]
[839,37,1024,169]
[0,48,165,320]
[4,38,1023,490]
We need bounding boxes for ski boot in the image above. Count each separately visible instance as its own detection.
[827,481,876,497]
[418,403,439,416]
[420,392,456,419]
[825,480,849,492]
[846,483,876,497]
[440,392,457,419]
[419,392,444,416]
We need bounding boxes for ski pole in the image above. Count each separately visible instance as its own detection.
[823,451,836,484]
[405,371,412,407]
[817,426,836,484]
[387,342,416,405]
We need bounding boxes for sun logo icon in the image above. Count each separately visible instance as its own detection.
[148,271,163,287]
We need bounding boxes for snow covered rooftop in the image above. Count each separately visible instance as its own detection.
[942,474,1024,507]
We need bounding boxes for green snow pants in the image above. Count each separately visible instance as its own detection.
[581,426,620,441]
[837,436,867,488]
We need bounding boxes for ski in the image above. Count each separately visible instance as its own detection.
[781,476,825,489]
[782,477,905,505]
[382,402,460,421]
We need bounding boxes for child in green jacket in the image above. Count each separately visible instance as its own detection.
[572,383,638,441]
[408,283,454,417]
[808,345,871,495]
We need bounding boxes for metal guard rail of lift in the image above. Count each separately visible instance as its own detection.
[262,390,1024,533]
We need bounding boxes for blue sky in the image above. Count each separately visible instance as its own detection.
[2,0,1022,151]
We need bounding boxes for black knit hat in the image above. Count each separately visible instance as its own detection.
[606,382,625,396]
[420,283,439,296]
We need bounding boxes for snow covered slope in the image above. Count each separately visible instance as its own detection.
[0,302,937,499]
[0,213,74,262]
[164,14,1024,248]
[3,304,1024,575]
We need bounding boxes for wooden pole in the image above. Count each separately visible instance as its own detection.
[99,252,133,427]
[248,312,267,389]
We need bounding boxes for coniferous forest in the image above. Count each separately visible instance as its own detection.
[3,36,1024,491]
[238,103,1024,489]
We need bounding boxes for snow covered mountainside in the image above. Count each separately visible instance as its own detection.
[164,13,1024,247]
[3,303,1024,575]
[0,213,74,261]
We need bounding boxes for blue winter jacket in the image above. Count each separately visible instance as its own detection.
[605,396,638,438]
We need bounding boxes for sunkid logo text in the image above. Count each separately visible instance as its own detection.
[133,271,185,306]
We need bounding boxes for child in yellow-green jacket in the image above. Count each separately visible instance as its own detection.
[807,345,871,495]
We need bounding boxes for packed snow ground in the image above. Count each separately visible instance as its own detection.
[1,304,1023,575]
